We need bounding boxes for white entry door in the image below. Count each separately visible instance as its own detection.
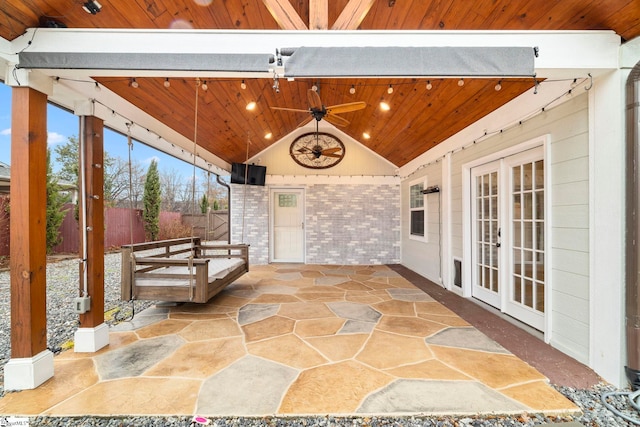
[470,146,546,331]
[271,189,305,263]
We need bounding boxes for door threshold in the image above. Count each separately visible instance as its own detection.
[470,297,544,340]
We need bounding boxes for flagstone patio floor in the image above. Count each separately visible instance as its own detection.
[0,264,582,417]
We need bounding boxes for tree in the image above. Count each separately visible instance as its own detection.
[54,136,79,182]
[46,149,70,253]
[199,193,209,214]
[160,167,184,212]
[142,159,161,241]
[54,135,121,207]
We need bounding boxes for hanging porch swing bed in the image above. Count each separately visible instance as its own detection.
[121,237,249,303]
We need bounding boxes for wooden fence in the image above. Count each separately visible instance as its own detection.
[182,210,229,242]
[0,196,8,257]
[0,200,227,256]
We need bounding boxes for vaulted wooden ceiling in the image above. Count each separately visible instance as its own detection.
[2,0,639,167]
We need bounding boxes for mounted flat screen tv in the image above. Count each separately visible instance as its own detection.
[230,163,267,186]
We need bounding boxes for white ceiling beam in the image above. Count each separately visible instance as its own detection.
[47,76,230,175]
[8,29,621,79]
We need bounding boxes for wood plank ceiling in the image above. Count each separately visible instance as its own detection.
[2,0,639,167]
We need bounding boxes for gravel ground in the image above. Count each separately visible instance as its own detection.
[0,254,638,426]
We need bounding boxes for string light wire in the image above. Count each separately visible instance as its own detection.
[401,76,592,180]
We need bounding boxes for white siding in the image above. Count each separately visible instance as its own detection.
[403,92,591,363]
[401,162,443,282]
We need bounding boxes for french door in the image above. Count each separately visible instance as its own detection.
[471,147,546,330]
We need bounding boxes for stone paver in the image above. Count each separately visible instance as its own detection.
[0,264,579,417]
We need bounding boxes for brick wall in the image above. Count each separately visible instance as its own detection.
[231,183,400,265]
[230,184,270,265]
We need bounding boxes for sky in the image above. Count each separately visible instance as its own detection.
[0,81,204,182]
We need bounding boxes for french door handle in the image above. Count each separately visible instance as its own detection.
[496,227,501,247]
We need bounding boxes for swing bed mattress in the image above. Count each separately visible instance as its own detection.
[134,258,244,288]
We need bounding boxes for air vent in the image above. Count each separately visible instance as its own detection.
[453,258,462,288]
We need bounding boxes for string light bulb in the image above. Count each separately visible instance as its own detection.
[164,78,170,88]
[130,78,138,88]
[246,101,256,110]
[311,84,318,92]
[458,78,464,87]
[426,80,432,90]
[380,101,390,111]
[349,85,356,95]
[201,80,208,91]
[241,80,247,90]
[264,132,272,139]
[362,132,371,139]
[494,80,502,91]
[387,84,394,94]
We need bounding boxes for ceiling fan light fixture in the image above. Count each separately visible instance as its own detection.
[246,101,257,111]
[82,0,102,14]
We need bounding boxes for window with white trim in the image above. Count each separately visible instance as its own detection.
[410,180,425,239]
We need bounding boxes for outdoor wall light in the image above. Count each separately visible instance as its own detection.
[422,185,440,194]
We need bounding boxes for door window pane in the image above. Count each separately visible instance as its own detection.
[535,160,544,189]
[523,163,533,191]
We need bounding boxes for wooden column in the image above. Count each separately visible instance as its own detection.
[9,87,49,359]
[78,116,105,329]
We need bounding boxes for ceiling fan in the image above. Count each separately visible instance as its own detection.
[270,88,366,127]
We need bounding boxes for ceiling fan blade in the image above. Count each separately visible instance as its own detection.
[296,115,314,128]
[322,152,343,159]
[326,101,366,115]
[307,89,323,110]
[270,106,310,113]
[322,147,342,154]
[324,113,350,127]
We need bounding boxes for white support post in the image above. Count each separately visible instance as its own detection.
[589,70,626,387]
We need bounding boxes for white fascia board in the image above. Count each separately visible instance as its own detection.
[621,35,640,69]
[51,77,229,175]
[398,78,575,177]
[11,29,620,78]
